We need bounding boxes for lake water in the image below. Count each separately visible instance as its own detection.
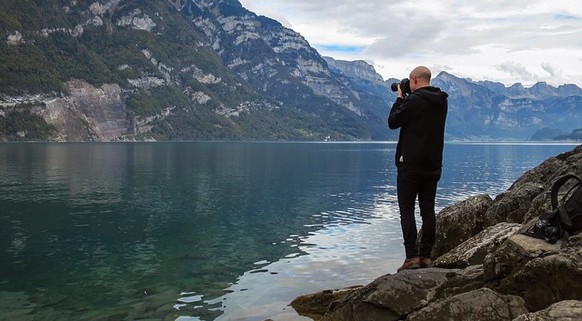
[0,142,578,321]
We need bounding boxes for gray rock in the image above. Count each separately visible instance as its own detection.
[407,288,528,321]
[493,145,582,226]
[489,234,582,311]
[512,300,582,321]
[40,80,132,141]
[431,194,493,259]
[483,233,561,282]
[436,222,522,268]
[361,269,451,315]
[291,286,362,320]
[319,268,487,321]
[485,183,545,226]
[431,265,485,299]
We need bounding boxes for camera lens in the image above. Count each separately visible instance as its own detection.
[391,78,411,94]
[534,220,548,234]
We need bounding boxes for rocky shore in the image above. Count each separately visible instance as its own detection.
[288,144,582,321]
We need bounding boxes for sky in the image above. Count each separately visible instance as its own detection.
[238,0,582,88]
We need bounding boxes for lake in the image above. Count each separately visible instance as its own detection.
[0,142,578,321]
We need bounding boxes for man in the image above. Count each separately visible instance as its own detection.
[388,66,448,272]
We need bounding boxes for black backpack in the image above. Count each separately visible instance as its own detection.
[523,174,582,243]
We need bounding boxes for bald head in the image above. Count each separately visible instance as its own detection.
[409,66,431,91]
[410,66,431,83]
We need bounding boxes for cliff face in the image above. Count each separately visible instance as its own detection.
[2,80,132,142]
[62,80,130,140]
[291,145,582,321]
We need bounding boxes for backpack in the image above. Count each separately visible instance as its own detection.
[523,174,582,243]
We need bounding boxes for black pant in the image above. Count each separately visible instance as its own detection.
[397,169,441,259]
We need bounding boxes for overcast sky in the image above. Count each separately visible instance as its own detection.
[238,0,582,87]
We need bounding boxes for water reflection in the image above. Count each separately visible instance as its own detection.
[0,142,398,320]
[201,142,580,321]
[0,142,577,321]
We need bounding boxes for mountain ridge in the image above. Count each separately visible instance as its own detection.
[0,0,580,142]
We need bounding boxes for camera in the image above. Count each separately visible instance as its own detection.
[391,78,411,95]
[534,219,561,243]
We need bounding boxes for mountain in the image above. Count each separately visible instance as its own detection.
[0,0,376,141]
[435,72,582,140]
[557,128,582,141]
[323,57,396,140]
[1,0,266,141]
[0,0,580,142]
[477,80,582,99]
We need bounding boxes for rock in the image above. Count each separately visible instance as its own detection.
[359,269,451,315]
[431,194,493,259]
[509,157,566,192]
[483,233,561,282]
[39,80,132,141]
[318,268,486,321]
[510,145,582,192]
[512,300,582,321]
[407,288,528,321]
[489,234,582,312]
[431,264,485,299]
[485,183,545,226]
[66,80,131,140]
[488,145,582,226]
[435,222,522,268]
[291,286,362,320]
[291,145,582,321]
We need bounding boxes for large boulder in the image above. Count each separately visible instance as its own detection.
[435,222,521,268]
[316,268,484,321]
[482,233,560,282]
[486,234,582,311]
[431,194,493,258]
[484,183,544,226]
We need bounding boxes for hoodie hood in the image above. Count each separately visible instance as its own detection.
[414,86,449,107]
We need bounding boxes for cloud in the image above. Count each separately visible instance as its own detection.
[239,0,582,86]
[541,62,561,78]
[495,62,537,82]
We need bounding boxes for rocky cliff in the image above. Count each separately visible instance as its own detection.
[291,144,582,321]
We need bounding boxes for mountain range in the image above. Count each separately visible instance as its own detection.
[0,0,580,142]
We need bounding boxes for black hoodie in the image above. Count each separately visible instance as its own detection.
[388,86,448,172]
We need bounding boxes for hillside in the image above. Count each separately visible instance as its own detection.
[0,0,378,141]
[0,0,580,142]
